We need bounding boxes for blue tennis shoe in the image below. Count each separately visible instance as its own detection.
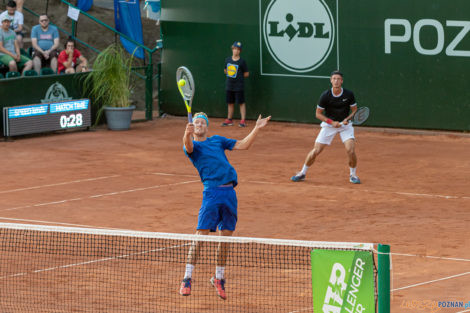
[291,173,306,182]
[349,175,361,184]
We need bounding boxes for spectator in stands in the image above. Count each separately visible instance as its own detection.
[0,15,32,74]
[31,13,59,73]
[58,37,89,74]
[0,1,24,48]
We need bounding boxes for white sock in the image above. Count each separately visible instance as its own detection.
[300,164,309,175]
[184,264,194,279]
[350,167,357,177]
[215,266,225,280]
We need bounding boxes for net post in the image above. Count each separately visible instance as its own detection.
[378,244,391,313]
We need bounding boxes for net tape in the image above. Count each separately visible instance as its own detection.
[0,223,373,250]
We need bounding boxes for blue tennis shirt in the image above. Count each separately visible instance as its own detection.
[184,135,238,189]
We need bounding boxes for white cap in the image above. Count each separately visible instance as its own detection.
[1,16,12,23]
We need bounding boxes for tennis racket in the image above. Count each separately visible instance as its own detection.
[176,66,195,123]
[340,106,370,126]
[352,106,370,125]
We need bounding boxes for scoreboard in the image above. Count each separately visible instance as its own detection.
[3,99,91,137]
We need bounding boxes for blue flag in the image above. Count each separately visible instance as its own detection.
[77,0,93,12]
[114,0,145,59]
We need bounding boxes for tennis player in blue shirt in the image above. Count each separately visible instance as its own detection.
[179,112,271,300]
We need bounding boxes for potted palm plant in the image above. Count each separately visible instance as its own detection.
[83,44,136,130]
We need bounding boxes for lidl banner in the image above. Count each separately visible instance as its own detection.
[311,250,375,313]
[260,0,338,78]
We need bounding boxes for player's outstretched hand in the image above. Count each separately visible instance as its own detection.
[255,115,271,129]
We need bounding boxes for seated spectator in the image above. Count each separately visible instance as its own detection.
[14,0,24,13]
[0,15,32,74]
[0,1,24,48]
[58,38,89,74]
[31,13,59,73]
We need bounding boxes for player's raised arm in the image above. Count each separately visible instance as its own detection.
[183,123,194,154]
[233,115,271,150]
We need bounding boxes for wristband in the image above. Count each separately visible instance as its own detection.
[326,118,333,125]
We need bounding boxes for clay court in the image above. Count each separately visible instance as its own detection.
[1,117,469,312]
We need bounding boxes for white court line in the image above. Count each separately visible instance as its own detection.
[391,252,470,262]
[0,173,196,195]
[392,271,470,291]
[151,172,198,178]
[0,242,189,280]
[2,173,466,213]
[288,307,313,313]
[393,191,458,199]
[2,171,467,200]
[0,175,120,194]
[0,217,127,230]
[0,180,200,212]
[248,180,469,200]
[456,310,470,313]
[152,173,467,200]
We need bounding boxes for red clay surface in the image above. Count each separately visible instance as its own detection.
[1,117,469,312]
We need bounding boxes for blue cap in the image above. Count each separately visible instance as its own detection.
[232,41,242,49]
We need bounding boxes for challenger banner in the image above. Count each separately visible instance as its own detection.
[311,250,375,313]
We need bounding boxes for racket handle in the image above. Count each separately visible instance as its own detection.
[188,113,193,123]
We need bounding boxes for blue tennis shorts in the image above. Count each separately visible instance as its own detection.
[197,186,238,232]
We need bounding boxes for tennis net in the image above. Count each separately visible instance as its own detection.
[0,223,378,313]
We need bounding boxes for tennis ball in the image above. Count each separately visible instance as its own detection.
[178,79,186,87]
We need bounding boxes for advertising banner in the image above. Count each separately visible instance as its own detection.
[161,0,470,130]
[311,249,375,313]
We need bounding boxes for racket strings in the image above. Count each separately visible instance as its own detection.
[353,107,370,125]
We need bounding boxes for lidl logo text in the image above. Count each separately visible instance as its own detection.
[268,13,330,41]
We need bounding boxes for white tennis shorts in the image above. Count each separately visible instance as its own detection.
[315,122,355,145]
